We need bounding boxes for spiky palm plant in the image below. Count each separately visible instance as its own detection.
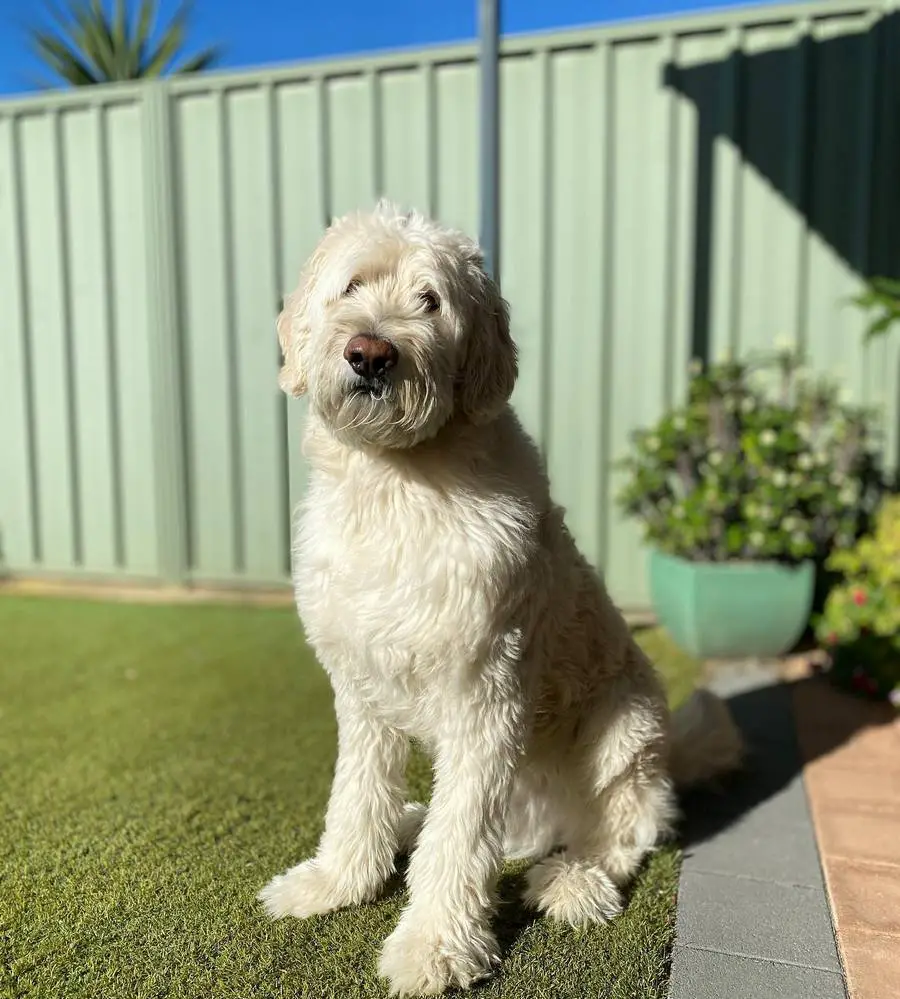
[30,0,220,87]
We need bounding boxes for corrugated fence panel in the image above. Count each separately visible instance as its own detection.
[0,92,158,580]
[503,51,550,451]
[605,36,686,606]
[272,80,326,532]
[803,11,879,398]
[0,115,36,572]
[704,28,745,365]
[1,1,897,608]
[106,100,159,576]
[737,19,809,359]
[17,111,78,573]
[62,106,120,575]
[328,74,378,217]
[545,47,608,578]
[666,34,699,413]
[225,87,288,583]
[434,62,479,235]
[380,66,433,213]
[174,90,240,580]
[869,9,900,473]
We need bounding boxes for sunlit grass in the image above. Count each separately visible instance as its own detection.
[0,597,698,999]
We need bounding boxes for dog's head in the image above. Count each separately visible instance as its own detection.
[276,200,517,449]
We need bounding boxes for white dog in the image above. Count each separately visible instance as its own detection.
[258,201,743,996]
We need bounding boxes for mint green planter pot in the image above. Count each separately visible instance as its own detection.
[648,550,815,659]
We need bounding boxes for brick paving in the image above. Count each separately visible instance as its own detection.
[794,677,900,999]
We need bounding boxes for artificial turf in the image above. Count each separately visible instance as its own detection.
[0,595,702,999]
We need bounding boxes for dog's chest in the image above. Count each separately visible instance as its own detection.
[292,465,532,721]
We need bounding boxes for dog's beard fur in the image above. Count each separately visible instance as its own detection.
[309,313,456,450]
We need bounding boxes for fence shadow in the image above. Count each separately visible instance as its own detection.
[662,10,900,367]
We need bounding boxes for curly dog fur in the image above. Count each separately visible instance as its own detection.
[258,201,743,996]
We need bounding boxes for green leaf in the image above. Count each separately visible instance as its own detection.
[864,312,900,343]
[68,0,116,79]
[133,0,159,78]
[112,0,128,77]
[142,1,189,76]
[870,276,900,298]
[851,275,900,344]
[30,29,100,85]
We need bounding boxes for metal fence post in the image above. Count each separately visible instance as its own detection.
[142,82,189,584]
[479,0,501,285]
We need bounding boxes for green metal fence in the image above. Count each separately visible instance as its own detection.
[1,0,898,608]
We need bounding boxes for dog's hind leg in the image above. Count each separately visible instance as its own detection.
[522,672,677,927]
[522,755,676,925]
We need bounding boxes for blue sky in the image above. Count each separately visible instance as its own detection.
[0,0,783,95]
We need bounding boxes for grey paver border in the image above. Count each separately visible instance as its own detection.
[668,663,848,999]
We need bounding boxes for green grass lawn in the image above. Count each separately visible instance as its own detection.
[0,596,702,999]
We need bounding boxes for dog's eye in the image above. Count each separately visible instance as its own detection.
[343,278,362,297]
[419,291,440,313]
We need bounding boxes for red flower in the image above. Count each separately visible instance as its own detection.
[852,588,868,606]
[826,631,839,646]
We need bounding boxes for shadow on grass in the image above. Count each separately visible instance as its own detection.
[491,867,543,965]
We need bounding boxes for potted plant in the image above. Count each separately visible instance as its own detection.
[616,350,885,659]
[815,495,900,708]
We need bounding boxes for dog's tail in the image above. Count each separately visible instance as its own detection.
[668,688,745,789]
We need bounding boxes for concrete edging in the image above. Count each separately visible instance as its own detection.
[668,662,847,999]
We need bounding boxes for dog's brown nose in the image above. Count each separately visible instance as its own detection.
[343,334,398,380]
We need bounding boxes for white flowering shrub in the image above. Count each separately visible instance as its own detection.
[616,350,887,563]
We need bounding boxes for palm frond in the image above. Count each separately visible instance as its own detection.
[30,29,101,85]
[172,46,221,74]
[27,0,220,86]
[142,24,186,76]
[67,0,117,79]
[111,0,129,78]
[141,0,192,76]
[86,0,118,75]
[133,0,158,80]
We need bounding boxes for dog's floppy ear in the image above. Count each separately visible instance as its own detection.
[457,264,518,425]
[276,242,327,397]
[276,290,305,397]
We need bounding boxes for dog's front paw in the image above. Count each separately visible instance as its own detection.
[257,858,374,919]
[377,913,500,996]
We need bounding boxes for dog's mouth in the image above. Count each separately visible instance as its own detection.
[347,378,390,401]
